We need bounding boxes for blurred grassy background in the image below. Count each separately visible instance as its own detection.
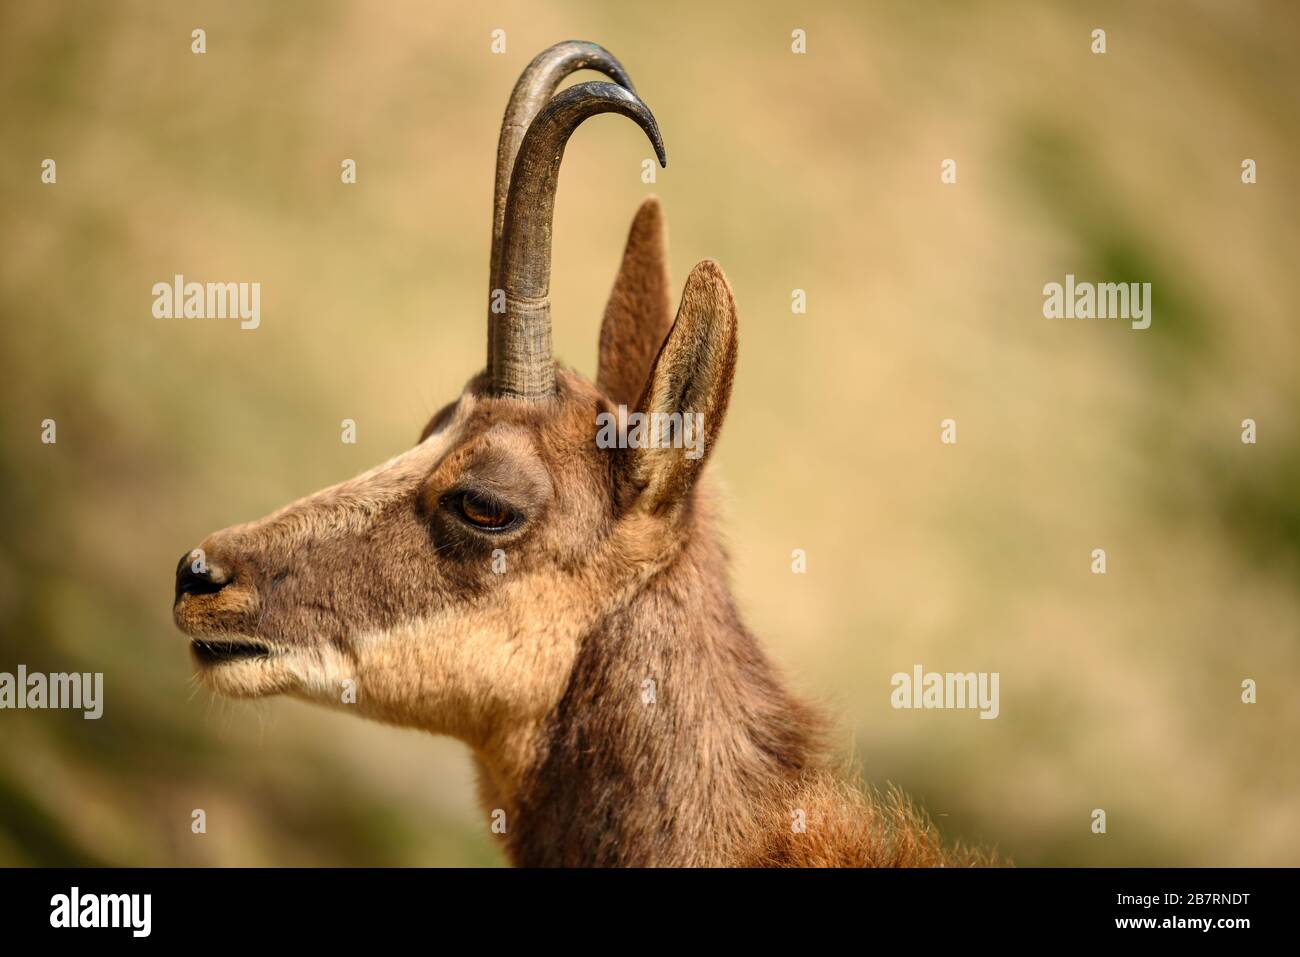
[1,0,1298,865]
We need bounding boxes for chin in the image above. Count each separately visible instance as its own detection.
[189,638,300,699]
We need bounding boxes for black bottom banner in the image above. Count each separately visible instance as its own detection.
[0,866,1281,943]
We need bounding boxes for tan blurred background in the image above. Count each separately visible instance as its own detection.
[1,0,1298,866]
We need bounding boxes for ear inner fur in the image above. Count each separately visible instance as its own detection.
[630,259,739,513]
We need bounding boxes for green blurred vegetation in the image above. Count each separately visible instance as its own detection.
[1,0,1298,866]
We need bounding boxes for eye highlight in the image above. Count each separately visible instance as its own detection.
[450,491,518,532]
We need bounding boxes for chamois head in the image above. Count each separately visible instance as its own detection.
[174,42,738,771]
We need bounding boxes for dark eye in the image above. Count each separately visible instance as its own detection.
[453,491,517,531]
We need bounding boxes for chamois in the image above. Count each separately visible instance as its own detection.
[173,40,990,867]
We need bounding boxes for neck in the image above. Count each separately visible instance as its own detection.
[481,518,828,866]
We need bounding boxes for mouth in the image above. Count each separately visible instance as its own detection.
[190,637,274,667]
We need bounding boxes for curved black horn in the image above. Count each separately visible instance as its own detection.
[493,81,667,399]
[488,41,636,368]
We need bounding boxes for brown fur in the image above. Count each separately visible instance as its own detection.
[597,197,674,408]
[174,196,991,867]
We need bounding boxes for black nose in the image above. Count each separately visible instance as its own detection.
[175,549,230,600]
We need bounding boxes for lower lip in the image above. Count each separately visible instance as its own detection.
[190,639,272,666]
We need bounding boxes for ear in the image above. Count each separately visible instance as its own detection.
[626,259,738,514]
[597,196,673,408]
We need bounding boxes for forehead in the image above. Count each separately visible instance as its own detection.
[419,369,612,481]
[422,369,609,442]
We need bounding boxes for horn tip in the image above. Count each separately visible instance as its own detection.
[652,134,667,168]
[641,107,668,168]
